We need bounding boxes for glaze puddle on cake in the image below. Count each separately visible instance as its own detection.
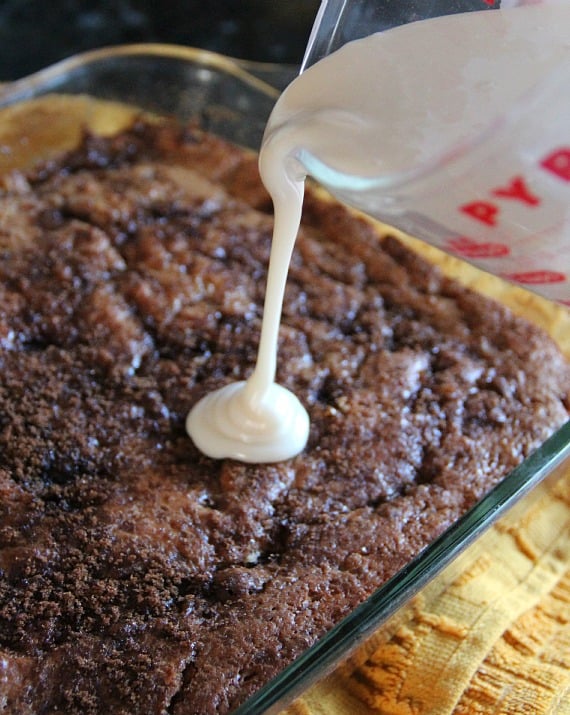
[185,161,309,463]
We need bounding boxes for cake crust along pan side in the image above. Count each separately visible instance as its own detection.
[0,48,568,715]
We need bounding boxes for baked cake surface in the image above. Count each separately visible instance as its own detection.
[0,119,569,714]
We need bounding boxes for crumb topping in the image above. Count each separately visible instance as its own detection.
[0,121,568,714]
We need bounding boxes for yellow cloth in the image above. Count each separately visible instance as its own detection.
[284,464,570,715]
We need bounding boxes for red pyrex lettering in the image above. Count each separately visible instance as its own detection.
[541,148,570,182]
[445,147,570,290]
[460,175,541,226]
[492,176,540,206]
[459,147,569,227]
[460,201,499,226]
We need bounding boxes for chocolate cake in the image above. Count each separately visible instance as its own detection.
[0,117,569,715]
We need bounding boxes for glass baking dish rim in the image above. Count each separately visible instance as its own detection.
[0,42,283,104]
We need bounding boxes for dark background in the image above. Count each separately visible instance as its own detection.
[0,0,321,81]
[0,0,495,82]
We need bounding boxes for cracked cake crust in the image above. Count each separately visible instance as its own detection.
[0,120,569,714]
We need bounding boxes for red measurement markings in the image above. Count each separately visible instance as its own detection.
[502,270,567,285]
[446,236,509,258]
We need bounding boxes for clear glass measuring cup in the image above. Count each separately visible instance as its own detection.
[301,0,499,71]
[284,0,570,304]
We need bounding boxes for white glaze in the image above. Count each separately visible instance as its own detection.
[186,156,309,462]
[187,4,569,463]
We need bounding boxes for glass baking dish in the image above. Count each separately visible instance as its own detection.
[0,44,568,714]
